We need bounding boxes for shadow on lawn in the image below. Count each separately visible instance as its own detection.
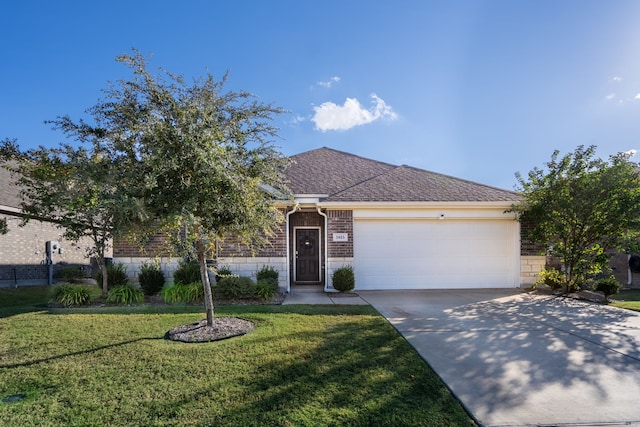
[0,337,163,369]
[147,316,473,426]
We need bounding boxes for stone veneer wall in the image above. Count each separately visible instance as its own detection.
[111,256,181,284]
[216,256,288,290]
[519,218,545,287]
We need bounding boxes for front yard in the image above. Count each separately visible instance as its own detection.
[611,289,640,312]
[0,287,474,426]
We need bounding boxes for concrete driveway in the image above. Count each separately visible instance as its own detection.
[359,289,640,427]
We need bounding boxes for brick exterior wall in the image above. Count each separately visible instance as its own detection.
[327,210,353,258]
[113,232,175,257]
[520,218,545,256]
[216,220,286,258]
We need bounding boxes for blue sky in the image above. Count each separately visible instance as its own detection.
[2,1,640,189]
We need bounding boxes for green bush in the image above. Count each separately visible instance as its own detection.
[596,277,621,300]
[215,265,235,283]
[215,276,256,299]
[138,263,165,296]
[162,282,205,304]
[60,266,85,280]
[107,285,144,304]
[96,263,129,289]
[256,280,277,300]
[50,284,92,307]
[256,265,279,282]
[535,268,566,290]
[332,266,355,292]
[173,261,201,285]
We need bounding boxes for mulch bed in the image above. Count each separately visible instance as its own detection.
[165,317,255,343]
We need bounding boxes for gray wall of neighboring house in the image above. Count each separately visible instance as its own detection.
[0,213,100,287]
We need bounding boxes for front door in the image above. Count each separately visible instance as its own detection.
[295,228,320,283]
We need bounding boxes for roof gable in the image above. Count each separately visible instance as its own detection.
[285,147,519,203]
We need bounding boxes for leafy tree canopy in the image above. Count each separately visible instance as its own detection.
[508,145,640,292]
[0,138,143,294]
[48,50,292,323]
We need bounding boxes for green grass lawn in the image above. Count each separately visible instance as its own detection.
[0,287,474,426]
[611,289,640,312]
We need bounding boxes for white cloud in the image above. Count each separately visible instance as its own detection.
[635,93,640,100]
[289,115,306,125]
[605,93,616,100]
[624,149,637,157]
[317,76,340,88]
[311,94,398,132]
[612,76,622,82]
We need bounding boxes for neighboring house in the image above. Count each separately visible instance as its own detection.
[114,147,545,291]
[0,166,100,286]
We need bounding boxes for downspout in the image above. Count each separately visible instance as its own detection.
[285,202,300,293]
[316,206,329,292]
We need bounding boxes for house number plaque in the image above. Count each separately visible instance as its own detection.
[332,233,348,242]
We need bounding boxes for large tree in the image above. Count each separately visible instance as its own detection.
[509,145,640,292]
[52,50,291,326]
[0,138,143,295]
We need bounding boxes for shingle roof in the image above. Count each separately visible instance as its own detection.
[285,147,519,203]
[286,147,395,195]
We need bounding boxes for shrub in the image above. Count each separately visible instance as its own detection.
[256,280,277,300]
[60,266,85,280]
[96,263,129,289]
[50,284,91,307]
[256,265,279,282]
[215,276,256,299]
[138,262,165,296]
[173,261,201,285]
[596,277,621,300]
[106,284,144,304]
[535,268,566,291]
[162,282,205,304]
[215,265,235,283]
[332,266,355,292]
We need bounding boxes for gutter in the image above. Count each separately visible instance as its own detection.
[316,206,329,292]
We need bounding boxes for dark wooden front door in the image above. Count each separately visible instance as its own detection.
[295,228,320,282]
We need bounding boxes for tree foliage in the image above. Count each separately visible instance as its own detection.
[47,50,291,324]
[508,145,640,292]
[0,138,142,295]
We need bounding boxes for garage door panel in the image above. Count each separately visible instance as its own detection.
[354,219,518,290]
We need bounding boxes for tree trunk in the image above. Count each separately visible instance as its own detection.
[98,258,109,297]
[196,238,215,326]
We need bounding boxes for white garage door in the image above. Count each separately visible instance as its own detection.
[353,219,519,290]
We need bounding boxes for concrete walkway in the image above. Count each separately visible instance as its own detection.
[359,289,640,427]
[282,286,368,305]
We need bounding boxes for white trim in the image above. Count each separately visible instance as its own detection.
[316,207,329,291]
[293,226,322,283]
[285,203,300,293]
[319,201,517,209]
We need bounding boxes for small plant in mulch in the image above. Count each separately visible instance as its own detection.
[332,266,355,292]
[50,284,92,307]
[595,277,621,302]
[107,284,145,304]
[138,262,165,296]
